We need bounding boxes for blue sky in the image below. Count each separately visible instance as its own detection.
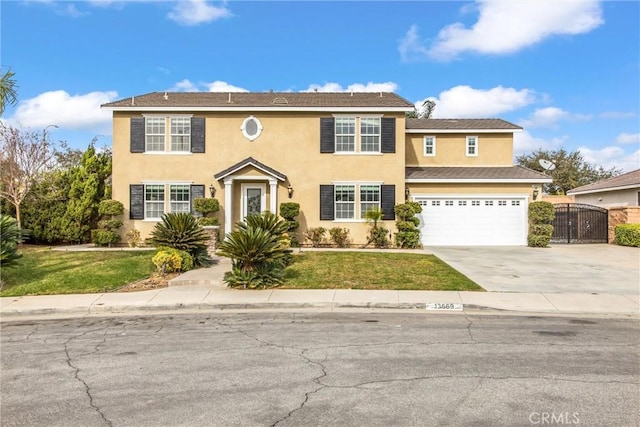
[2,0,639,171]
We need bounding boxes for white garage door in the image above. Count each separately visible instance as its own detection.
[415,196,527,246]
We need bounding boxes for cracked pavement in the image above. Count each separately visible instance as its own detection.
[1,312,638,426]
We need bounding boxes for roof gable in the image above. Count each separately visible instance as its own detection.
[214,157,287,182]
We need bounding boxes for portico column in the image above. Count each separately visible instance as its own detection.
[269,179,277,214]
[224,179,233,234]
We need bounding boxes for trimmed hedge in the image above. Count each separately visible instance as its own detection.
[528,201,555,248]
[614,223,640,247]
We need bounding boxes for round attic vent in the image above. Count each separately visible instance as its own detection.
[241,116,263,141]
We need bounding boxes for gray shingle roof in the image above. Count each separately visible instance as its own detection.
[214,157,287,181]
[406,166,550,181]
[102,92,414,109]
[406,118,522,130]
[567,169,640,194]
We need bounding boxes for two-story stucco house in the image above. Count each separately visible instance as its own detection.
[101,92,550,246]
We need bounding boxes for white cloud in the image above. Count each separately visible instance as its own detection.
[398,25,430,63]
[513,131,566,156]
[303,82,399,93]
[521,107,591,129]
[167,0,231,26]
[616,133,640,145]
[11,90,118,131]
[169,79,201,92]
[579,146,640,172]
[206,81,249,92]
[421,85,535,118]
[427,0,603,61]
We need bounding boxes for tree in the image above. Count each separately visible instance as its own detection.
[406,99,436,119]
[516,148,621,195]
[0,123,55,227]
[0,68,18,116]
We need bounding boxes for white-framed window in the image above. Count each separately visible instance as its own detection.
[458,200,467,206]
[424,136,436,156]
[360,185,381,215]
[466,136,478,157]
[170,185,191,213]
[511,200,521,206]
[472,201,480,206]
[498,200,507,206]
[432,201,440,206]
[445,200,454,206]
[170,118,191,152]
[335,117,356,152]
[145,185,165,219]
[145,117,165,152]
[335,185,355,219]
[335,116,381,153]
[241,116,263,141]
[360,117,381,152]
[485,200,493,206]
[145,116,192,152]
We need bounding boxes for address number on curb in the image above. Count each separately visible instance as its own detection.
[426,303,463,311]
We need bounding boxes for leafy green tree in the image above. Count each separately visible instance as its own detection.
[0,68,18,116]
[406,99,436,119]
[516,148,621,195]
[59,143,112,243]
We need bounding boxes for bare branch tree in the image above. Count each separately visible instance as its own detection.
[0,123,56,227]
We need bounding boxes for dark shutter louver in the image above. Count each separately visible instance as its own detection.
[380,184,395,221]
[130,184,144,219]
[130,117,145,153]
[320,118,335,153]
[190,185,205,214]
[319,185,335,220]
[381,117,396,153]
[191,117,205,153]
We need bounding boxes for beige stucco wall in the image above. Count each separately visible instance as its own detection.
[405,133,514,166]
[111,111,406,245]
[573,188,640,208]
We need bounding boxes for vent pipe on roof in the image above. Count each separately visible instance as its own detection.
[163,91,168,100]
[380,91,383,97]
[227,92,232,103]
[131,96,135,106]
[350,89,353,96]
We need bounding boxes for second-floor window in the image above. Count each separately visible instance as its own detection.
[145,116,192,152]
[424,136,436,156]
[466,136,478,157]
[335,116,381,153]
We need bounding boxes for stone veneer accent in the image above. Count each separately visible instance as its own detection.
[203,226,219,258]
[608,207,640,243]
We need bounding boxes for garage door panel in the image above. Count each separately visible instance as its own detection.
[417,196,526,246]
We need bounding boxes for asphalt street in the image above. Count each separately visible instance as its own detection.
[1,312,638,427]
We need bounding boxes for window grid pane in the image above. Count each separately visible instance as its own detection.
[335,118,355,152]
[170,118,191,152]
[360,118,380,152]
[360,185,380,215]
[146,118,165,151]
[424,137,435,155]
[145,185,165,218]
[335,185,355,219]
[170,185,190,213]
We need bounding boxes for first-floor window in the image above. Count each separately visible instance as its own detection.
[145,185,165,218]
[170,185,190,213]
[335,185,355,219]
[360,185,380,215]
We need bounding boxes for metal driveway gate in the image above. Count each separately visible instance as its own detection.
[551,203,608,244]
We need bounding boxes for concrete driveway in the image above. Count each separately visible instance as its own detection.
[430,244,639,294]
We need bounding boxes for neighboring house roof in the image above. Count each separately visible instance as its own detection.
[214,157,287,182]
[405,166,552,183]
[102,92,415,112]
[406,118,522,133]
[567,169,640,195]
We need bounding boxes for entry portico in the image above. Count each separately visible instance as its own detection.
[214,157,287,233]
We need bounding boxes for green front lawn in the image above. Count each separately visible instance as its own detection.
[0,246,154,297]
[282,251,482,291]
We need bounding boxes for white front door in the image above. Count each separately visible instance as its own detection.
[241,183,266,218]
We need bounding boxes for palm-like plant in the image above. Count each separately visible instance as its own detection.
[149,213,211,266]
[0,214,24,267]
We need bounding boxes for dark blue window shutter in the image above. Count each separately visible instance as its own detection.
[190,184,205,214]
[320,185,335,220]
[320,118,335,153]
[130,184,144,219]
[191,117,205,153]
[130,117,145,153]
[381,117,396,153]
[381,185,395,220]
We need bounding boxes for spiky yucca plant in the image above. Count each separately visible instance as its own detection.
[0,214,24,267]
[149,213,212,267]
